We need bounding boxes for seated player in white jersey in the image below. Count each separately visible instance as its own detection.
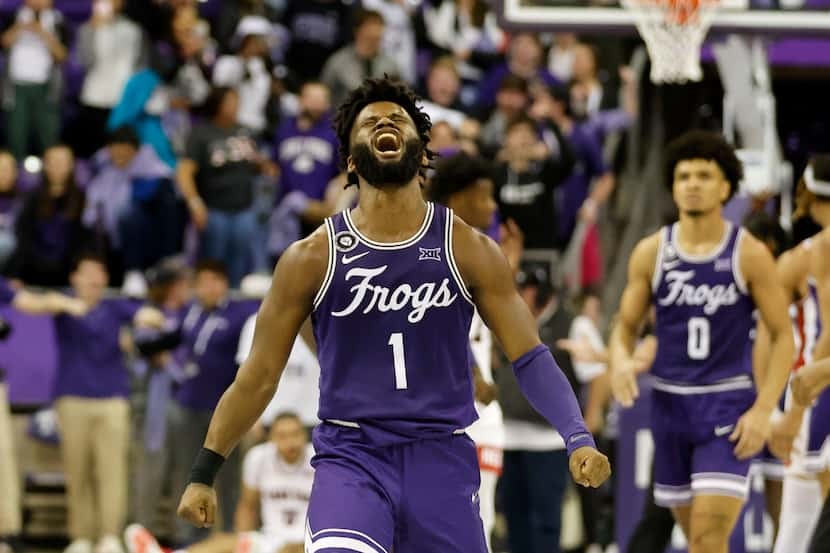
[426,151,504,551]
[125,412,313,553]
[609,130,794,553]
[176,77,610,553]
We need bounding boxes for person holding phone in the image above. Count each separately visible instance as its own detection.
[0,0,68,161]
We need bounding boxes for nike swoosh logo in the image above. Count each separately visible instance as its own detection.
[714,424,734,437]
[663,260,681,270]
[342,252,370,265]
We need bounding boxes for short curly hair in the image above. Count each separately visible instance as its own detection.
[334,77,434,184]
[427,152,494,205]
[664,130,743,202]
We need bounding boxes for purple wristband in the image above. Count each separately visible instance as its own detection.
[512,344,597,456]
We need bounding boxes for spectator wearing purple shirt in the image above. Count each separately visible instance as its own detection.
[166,260,259,543]
[83,127,183,292]
[0,151,22,268]
[0,278,91,552]
[273,82,339,240]
[477,32,560,112]
[12,253,164,553]
[5,145,89,287]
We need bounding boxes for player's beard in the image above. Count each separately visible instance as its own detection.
[350,138,423,189]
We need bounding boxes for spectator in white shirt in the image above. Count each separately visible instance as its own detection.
[213,16,275,137]
[74,0,145,157]
[124,412,313,553]
[0,0,67,161]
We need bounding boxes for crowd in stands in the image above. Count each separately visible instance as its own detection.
[0,1,644,553]
[0,0,638,293]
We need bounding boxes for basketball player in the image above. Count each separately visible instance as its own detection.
[753,161,830,553]
[609,130,795,553]
[427,151,502,551]
[177,78,610,552]
[786,157,830,553]
[125,412,312,553]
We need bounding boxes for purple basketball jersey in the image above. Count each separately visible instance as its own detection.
[311,203,477,441]
[651,223,755,387]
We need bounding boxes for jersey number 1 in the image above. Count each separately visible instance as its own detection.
[388,332,409,390]
[688,317,710,360]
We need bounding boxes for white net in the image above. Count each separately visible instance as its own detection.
[622,0,721,84]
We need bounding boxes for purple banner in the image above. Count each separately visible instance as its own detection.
[616,377,775,553]
[0,307,57,406]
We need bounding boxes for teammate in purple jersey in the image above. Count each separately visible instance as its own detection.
[609,130,794,553]
[176,77,610,552]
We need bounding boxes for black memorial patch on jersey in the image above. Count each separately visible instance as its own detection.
[335,231,358,253]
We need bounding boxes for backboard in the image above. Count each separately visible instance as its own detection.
[496,0,830,34]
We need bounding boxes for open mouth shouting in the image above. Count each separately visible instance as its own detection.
[372,128,403,159]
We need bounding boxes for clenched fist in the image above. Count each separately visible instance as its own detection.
[570,446,612,488]
[177,483,217,528]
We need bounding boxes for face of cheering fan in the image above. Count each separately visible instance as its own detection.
[347,101,425,189]
[672,158,730,217]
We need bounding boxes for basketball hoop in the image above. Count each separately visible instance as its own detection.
[622,0,721,84]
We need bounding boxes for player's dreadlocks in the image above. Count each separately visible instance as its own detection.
[427,152,494,205]
[664,130,744,202]
[334,77,434,187]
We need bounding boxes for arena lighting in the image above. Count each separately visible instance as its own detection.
[23,155,42,173]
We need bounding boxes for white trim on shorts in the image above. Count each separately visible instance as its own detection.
[325,419,467,435]
[654,472,750,507]
[306,525,389,553]
[651,375,754,395]
[654,483,693,507]
[691,472,750,501]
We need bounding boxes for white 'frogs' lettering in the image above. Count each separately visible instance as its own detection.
[657,270,739,315]
[331,266,457,323]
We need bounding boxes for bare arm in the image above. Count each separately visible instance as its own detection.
[1,22,24,49]
[177,159,207,229]
[13,290,86,316]
[744,234,796,413]
[37,23,67,62]
[753,249,802,400]
[730,233,796,459]
[203,230,328,457]
[608,233,660,406]
[176,158,201,203]
[810,232,830,363]
[234,484,260,532]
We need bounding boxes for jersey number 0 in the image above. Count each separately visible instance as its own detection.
[688,317,711,360]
